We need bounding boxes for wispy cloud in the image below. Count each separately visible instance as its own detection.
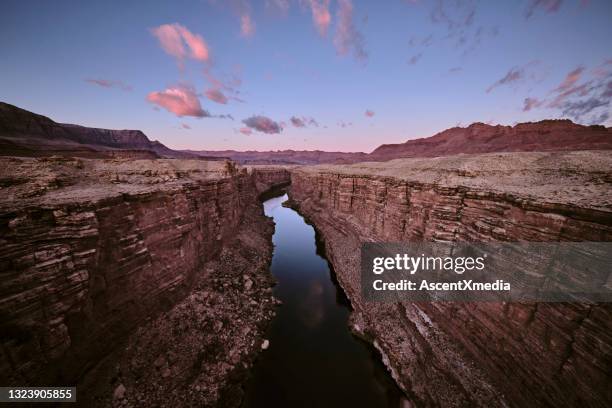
[333,0,368,62]
[147,84,210,117]
[486,61,540,93]
[243,115,283,133]
[203,66,244,104]
[364,109,375,117]
[486,67,524,93]
[181,123,192,129]
[151,23,210,65]
[549,66,611,122]
[239,126,253,135]
[522,97,543,111]
[430,0,477,31]
[553,66,585,92]
[524,0,563,19]
[85,78,132,91]
[408,53,423,65]
[407,0,497,57]
[205,88,229,104]
[305,0,332,37]
[290,116,319,127]
[521,62,612,124]
[266,0,290,15]
[241,13,256,37]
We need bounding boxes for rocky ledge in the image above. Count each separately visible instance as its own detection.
[288,151,612,407]
[0,157,290,406]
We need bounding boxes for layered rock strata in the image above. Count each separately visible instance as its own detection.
[0,157,289,406]
[288,151,612,407]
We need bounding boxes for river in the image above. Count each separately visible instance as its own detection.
[241,193,404,407]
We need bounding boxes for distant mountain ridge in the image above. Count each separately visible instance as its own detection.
[188,120,612,164]
[0,102,196,158]
[369,120,612,160]
[1,101,611,162]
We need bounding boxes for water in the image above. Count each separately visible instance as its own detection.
[241,193,404,408]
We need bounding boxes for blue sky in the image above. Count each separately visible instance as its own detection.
[1,0,611,152]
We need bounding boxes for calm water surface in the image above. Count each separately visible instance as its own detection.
[242,193,404,408]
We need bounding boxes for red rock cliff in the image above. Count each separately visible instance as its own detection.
[0,157,290,390]
[288,151,612,407]
[370,120,612,161]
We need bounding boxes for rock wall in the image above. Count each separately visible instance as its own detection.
[248,166,292,195]
[288,152,612,408]
[0,158,290,391]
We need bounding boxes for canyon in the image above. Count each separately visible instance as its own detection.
[1,103,612,407]
[1,150,610,407]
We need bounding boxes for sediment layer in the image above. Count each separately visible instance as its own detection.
[288,151,612,407]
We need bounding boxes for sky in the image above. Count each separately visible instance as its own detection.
[1,0,611,152]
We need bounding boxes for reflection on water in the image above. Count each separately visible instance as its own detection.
[241,194,404,408]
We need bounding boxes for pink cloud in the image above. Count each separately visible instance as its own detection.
[147,85,209,117]
[547,67,591,108]
[85,78,132,91]
[364,109,375,117]
[241,14,256,37]
[306,0,331,36]
[151,23,210,63]
[239,127,253,135]
[205,88,229,104]
[333,0,367,62]
[554,66,585,92]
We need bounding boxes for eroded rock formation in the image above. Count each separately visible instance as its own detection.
[288,151,612,407]
[0,157,290,406]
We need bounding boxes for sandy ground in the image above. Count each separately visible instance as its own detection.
[0,157,236,210]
